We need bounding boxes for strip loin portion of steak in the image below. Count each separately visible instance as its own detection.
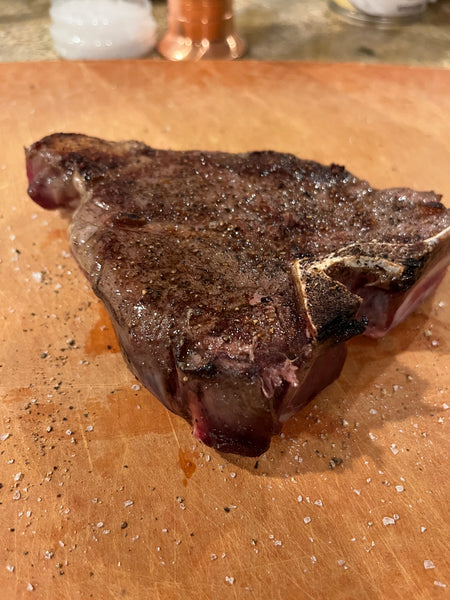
[26,134,450,456]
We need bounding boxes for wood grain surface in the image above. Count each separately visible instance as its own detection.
[0,60,449,600]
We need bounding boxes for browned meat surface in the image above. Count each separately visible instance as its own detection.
[26,133,450,455]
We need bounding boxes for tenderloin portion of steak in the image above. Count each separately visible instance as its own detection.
[26,133,450,455]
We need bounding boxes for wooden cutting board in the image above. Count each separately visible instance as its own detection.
[0,60,449,600]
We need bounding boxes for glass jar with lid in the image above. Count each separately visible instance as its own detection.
[50,0,157,59]
[329,0,429,26]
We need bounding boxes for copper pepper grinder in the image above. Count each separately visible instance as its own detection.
[157,0,246,61]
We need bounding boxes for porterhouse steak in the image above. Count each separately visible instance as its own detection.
[26,134,450,456]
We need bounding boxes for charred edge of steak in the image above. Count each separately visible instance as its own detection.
[26,133,153,211]
[291,261,367,342]
[307,237,450,337]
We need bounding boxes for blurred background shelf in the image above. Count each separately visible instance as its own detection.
[0,0,449,66]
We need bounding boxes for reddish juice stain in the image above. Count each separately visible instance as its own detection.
[85,304,120,355]
[44,227,67,246]
[179,448,197,484]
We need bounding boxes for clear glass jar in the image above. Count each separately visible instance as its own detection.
[50,0,157,60]
[329,0,428,26]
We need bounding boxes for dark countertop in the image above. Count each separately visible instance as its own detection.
[1,0,449,65]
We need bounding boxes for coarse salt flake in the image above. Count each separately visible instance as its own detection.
[27,583,34,591]
[124,500,134,507]
[6,565,15,572]
[424,560,435,570]
[382,517,396,526]
[434,581,447,588]
[32,272,43,283]
[395,485,404,493]
[1,433,10,441]
[304,516,312,524]
[225,576,235,585]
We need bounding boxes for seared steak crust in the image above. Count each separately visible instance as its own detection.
[26,134,450,455]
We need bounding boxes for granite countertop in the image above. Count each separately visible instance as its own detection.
[1,0,449,66]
